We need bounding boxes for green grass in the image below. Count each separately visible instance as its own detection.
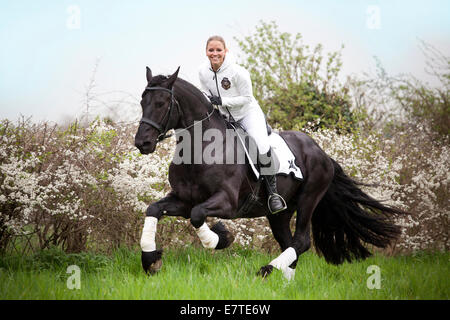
[0,246,448,300]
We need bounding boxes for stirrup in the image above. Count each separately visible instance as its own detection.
[267,193,287,214]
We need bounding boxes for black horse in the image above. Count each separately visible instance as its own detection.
[135,67,404,279]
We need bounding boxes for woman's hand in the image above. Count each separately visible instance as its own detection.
[208,95,222,106]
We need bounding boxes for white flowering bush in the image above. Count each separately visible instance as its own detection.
[379,123,449,252]
[1,114,447,255]
[295,119,449,253]
[0,118,172,253]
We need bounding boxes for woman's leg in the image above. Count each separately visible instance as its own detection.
[239,108,286,214]
[239,107,270,155]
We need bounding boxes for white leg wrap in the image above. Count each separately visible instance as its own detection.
[282,267,296,281]
[140,216,158,252]
[269,247,297,280]
[195,223,219,249]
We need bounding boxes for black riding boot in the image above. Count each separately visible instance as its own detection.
[258,148,287,214]
[262,174,287,214]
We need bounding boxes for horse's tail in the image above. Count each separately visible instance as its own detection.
[311,157,405,265]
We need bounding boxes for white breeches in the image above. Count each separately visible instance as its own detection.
[238,107,270,155]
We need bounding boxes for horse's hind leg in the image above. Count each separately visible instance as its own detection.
[260,157,333,280]
[258,210,297,279]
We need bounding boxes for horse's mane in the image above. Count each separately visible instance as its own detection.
[175,78,211,107]
[148,74,211,107]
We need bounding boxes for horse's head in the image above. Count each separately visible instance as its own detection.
[135,66,180,154]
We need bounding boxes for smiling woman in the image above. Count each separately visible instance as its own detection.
[199,35,287,213]
[206,35,228,71]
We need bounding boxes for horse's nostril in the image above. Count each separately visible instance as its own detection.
[135,139,144,148]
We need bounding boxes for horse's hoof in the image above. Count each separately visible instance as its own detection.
[211,222,234,250]
[257,265,274,278]
[142,250,163,275]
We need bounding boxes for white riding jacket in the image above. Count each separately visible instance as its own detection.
[198,56,260,121]
[198,56,271,155]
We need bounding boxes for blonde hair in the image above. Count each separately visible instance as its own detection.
[206,35,227,50]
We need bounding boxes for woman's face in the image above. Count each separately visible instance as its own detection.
[206,40,227,71]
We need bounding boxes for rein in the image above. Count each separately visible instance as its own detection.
[140,86,216,142]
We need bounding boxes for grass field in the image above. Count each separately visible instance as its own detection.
[0,246,448,300]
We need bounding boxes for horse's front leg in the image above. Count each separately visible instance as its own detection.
[140,192,191,274]
[190,191,236,250]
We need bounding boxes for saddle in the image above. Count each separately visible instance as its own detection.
[222,117,303,216]
[224,118,303,181]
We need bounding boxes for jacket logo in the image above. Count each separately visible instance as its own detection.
[221,77,231,90]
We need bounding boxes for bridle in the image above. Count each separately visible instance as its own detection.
[139,85,216,142]
[140,86,181,141]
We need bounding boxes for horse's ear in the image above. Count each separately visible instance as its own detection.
[146,66,152,83]
[166,66,180,87]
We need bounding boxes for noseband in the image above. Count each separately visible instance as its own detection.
[140,86,181,141]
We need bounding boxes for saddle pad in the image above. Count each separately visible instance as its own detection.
[268,133,303,180]
[229,122,302,180]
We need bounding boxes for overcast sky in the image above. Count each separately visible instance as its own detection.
[1,0,449,123]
